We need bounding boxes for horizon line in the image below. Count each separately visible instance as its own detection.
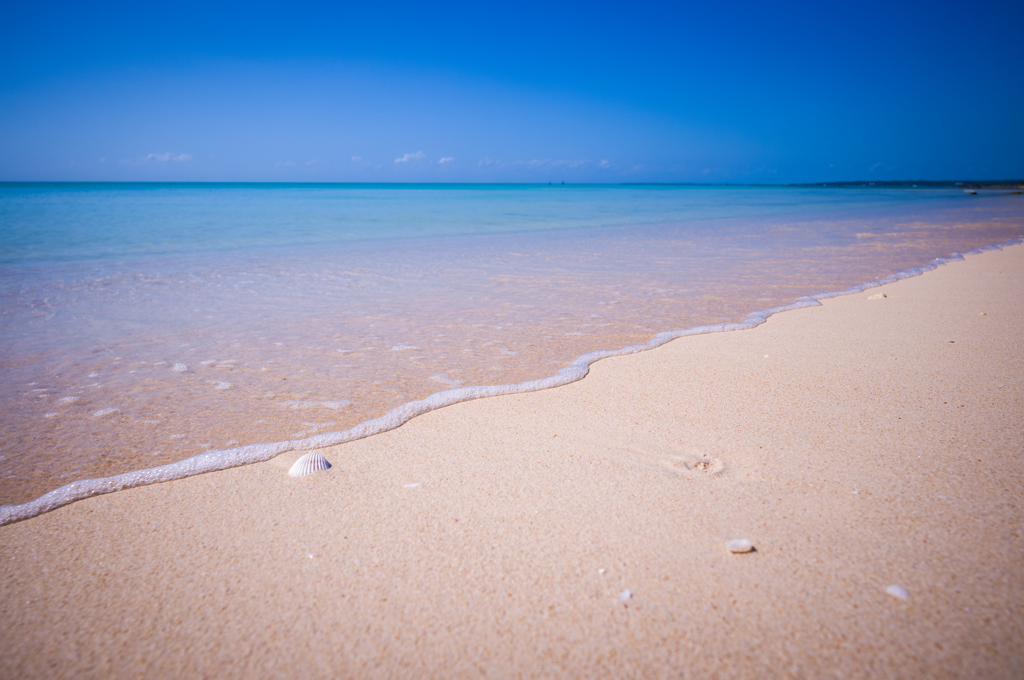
[2,179,1022,188]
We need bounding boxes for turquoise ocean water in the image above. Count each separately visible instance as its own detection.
[1,183,1022,516]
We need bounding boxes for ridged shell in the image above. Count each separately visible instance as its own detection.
[288,451,332,477]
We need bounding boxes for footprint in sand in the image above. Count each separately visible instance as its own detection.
[661,454,725,479]
[604,442,726,479]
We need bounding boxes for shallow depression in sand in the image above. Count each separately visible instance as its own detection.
[663,455,727,478]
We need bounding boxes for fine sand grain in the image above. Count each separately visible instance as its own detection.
[1,244,1022,679]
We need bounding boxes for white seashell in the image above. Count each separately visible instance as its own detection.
[868,292,887,300]
[618,589,632,602]
[727,539,754,553]
[288,451,332,477]
[404,483,423,488]
[885,584,909,600]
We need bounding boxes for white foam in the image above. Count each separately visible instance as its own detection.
[92,408,120,417]
[0,441,293,526]
[171,363,188,372]
[2,238,1021,527]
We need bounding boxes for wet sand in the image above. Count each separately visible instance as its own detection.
[1,244,1022,678]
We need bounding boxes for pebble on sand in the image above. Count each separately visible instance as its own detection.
[618,590,632,603]
[868,293,887,300]
[885,584,909,600]
[727,539,754,553]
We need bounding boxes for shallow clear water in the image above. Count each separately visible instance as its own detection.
[1,183,1022,507]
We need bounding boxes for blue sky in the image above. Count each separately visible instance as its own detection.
[2,1,1022,183]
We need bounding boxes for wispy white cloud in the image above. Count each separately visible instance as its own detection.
[438,156,455,165]
[395,151,426,163]
[275,160,295,167]
[478,157,606,171]
[351,156,362,162]
[522,158,590,169]
[120,152,191,165]
[305,159,317,165]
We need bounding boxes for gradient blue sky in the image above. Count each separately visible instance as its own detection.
[2,1,1022,183]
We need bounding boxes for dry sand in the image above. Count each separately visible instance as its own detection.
[2,244,1022,679]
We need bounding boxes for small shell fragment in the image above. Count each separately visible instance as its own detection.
[727,539,754,553]
[868,293,887,300]
[885,584,909,600]
[288,451,332,477]
[618,589,632,602]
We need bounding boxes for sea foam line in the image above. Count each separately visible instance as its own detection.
[2,238,1020,526]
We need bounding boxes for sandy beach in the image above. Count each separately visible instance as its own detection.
[1,242,1022,678]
